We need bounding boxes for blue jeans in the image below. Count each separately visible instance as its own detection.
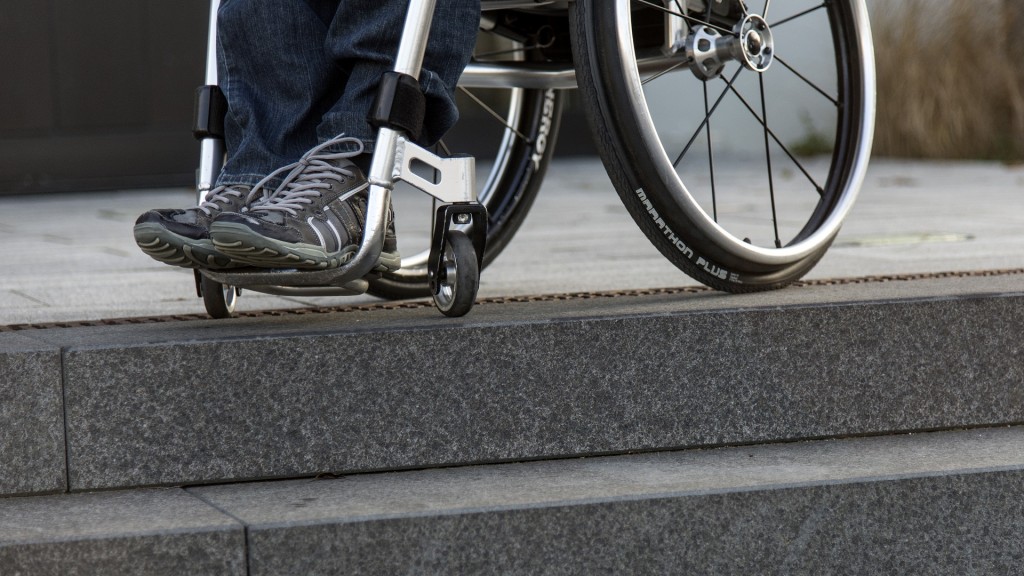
[216,0,480,187]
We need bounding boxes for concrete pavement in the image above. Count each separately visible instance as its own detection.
[2,157,1023,325]
[4,156,1024,574]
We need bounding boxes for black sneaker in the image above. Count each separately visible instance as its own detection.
[210,137,400,271]
[133,184,255,269]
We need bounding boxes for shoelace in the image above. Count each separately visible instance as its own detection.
[246,135,366,217]
[197,185,247,217]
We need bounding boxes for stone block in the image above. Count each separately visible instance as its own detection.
[50,291,1024,490]
[192,427,1024,575]
[0,488,245,575]
[0,333,65,496]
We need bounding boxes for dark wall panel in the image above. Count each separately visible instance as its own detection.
[0,1,56,133]
[0,2,593,195]
[0,0,208,194]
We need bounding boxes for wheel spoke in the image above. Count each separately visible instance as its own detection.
[632,0,737,36]
[758,74,782,248]
[775,55,839,106]
[723,78,826,195]
[770,3,826,28]
[674,66,745,168]
[704,80,718,221]
[458,86,533,146]
[641,58,689,86]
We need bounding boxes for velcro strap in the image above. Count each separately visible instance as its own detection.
[369,72,426,142]
[193,85,228,140]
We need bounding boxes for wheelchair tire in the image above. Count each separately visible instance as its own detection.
[433,230,480,317]
[569,0,875,292]
[199,274,237,319]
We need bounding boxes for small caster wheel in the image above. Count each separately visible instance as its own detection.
[200,274,238,319]
[433,230,479,317]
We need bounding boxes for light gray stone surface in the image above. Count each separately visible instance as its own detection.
[0,333,65,496]
[1,159,1023,325]
[191,427,1024,575]
[45,284,1024,491]
[233,473,1022,575]
[0,488,245,575]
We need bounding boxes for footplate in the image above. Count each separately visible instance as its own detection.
[199,136,483,299]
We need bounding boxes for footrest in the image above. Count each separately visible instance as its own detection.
[201,267,369,296]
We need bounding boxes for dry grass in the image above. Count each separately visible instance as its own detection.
[871,0,1024,161]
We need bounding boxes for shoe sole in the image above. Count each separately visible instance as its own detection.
[133,222,242,269]
[211,221,400,272]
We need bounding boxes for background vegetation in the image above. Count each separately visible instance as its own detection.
[870,0,1024,161]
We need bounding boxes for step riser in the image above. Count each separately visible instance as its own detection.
[242,470,1024,575]
[0,487,245,576]
[4,426,1023,575]
[4,293,1023,495]
[1,532,244,576]
[0,335,65,497]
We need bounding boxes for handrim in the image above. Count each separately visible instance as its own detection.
[611,0,875,268]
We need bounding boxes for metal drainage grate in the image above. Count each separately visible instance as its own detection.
[3,268,1023,332]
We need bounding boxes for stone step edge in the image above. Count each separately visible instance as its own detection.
[5,285,1024,497]
[3,427,1022,573]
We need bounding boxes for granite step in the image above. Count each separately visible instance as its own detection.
[2,427,1023,575]
[3,274,1024,496]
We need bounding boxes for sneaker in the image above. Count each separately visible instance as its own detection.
[210,137,400,271]
[133,184,257,269]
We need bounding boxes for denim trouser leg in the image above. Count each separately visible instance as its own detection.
[215,0,480,186]
[315,0,481,150]
[216,0,341,187]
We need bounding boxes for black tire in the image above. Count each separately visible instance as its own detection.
[368,32,564,300]
[200,274,236,319]
[433,230,479,317]
[569,0,875,292]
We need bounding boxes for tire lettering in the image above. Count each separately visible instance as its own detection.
[531,89,557,171]
[636,188,742,284]
[635,188,694,259]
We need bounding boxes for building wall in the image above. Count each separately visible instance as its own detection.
[0,1,597,195]
[0,2,870,195]
[0,0,207,194]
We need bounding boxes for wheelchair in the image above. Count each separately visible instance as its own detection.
[192,0,876,318]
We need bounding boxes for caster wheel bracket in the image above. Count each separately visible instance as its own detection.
[428,203,487,296]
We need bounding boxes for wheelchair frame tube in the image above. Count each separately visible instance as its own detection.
[354,0,439,282]
[367,0,436,191]
[197,0,224,203]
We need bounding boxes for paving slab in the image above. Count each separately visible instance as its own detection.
[4,428,1019,575]
[5,275,1018,492]
[190,426,1024,575]
[0,333,65,496]
[1,158,1023,325]
[0,488,245,575]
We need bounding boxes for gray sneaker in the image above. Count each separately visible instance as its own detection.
[210,137,400,271]
[133,184,256,269]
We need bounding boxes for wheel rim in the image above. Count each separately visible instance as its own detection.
[221,284,237,312]
[200,275,236,318]
[613,0,875,267]
[434,240,461,311]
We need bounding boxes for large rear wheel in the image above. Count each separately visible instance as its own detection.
[570,0,875,291]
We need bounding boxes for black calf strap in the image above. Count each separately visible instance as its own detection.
[193,85,228,140]
[369,72,427,142]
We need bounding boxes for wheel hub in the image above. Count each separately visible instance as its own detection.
[686,14,775,80]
